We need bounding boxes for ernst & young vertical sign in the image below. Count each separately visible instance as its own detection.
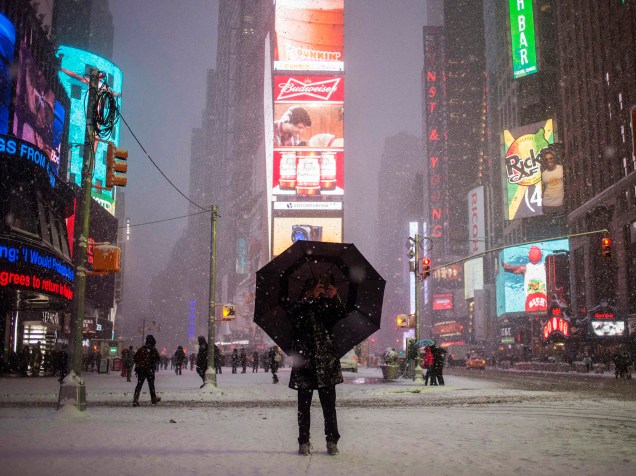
[509,0,537,79]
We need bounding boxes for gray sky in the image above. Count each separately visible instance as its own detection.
[109,0,429,322]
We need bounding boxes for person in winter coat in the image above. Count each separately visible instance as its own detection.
[173,346,186,375]
[231,349,239,374]
[268,346,281,383]
[262,352,270,372]
[189,352,196,371]
[288,277,347,456]
[57,345,68,383]
[422,345,434,385]
[133,335,162,406]
[252,351,259,373]
[214,345,223,374]
[240,348,247,373]
[430,344,447,386]
[31,342,42,376]
[196,336,209,387]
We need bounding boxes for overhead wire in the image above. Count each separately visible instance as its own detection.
[119,209,211,229]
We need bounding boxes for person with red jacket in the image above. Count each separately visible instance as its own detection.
[423,345,434,386]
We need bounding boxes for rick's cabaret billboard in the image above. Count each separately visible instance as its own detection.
[274,0,344,72]
[502,119,558,220]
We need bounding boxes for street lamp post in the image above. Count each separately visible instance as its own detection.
[202,205,218,389]
[412,234,424,384]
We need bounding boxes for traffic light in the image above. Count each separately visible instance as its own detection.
[421,258,431,279]
[106,142,128,188]
[396,314,407,328]
[601,237,612,258]
[222,305,236,320]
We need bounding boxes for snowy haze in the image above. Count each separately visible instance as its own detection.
[108,1,430,342]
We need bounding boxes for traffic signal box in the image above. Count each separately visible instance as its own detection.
[421,258,431,279]
[106,142,128,188]
[601,237,612,258]
[92,244,122,273]
[222,305,236,320]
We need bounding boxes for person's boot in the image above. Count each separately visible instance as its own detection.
[132,400,139,407]
[151,396,161,404]
[298,443,312,456]
[326,442,339,455]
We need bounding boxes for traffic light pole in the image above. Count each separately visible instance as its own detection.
[63,68,100,411]
[413,234,424,384]
[203,204,219,389]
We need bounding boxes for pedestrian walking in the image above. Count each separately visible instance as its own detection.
[268,346,280,384]
[262,352,270,372]
[240,348,247,373]
[124,345,134,382]
[214,345,223,374]
[196,336,209,388]
[31,342,42,377]
[288,277,346,456]
[252,351,259,373]
[133,335,161,407]
[121,347,128,377]
[57,345,68,383]
[231,349,239,374]
[423,345,434,385]
[430,343,447,386]
[173,346,186,375]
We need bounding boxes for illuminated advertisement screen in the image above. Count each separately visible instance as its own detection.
[274,0,344,72]
[0,236,74,302]
[272,75,344,197]
[57,46,123,215]
[464,257,484,300]
[590,320,626,338]
[503,119,560,220]
[432,294,453,311]
[0,13,15,135]
[272,216,342,257]
[13,38,65,174]
[496,239,569,316]
[509,0,537,79]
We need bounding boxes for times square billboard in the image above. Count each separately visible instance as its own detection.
[274,0,344,73]
[502,119,563,220]
[496,238,570,317]
[57,46,123,215]
[2,13,66,177]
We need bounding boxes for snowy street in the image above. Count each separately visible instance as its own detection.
[1,368,635,475]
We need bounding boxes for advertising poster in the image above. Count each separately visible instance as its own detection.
[272,216,342,256]
[272,75,344,197]
[467,186,485,255]
[432,294,453,311]
[13,38,65,173]
[502,119,557,220]
[496,238,569,316]
[0,13,15,135]
[274,0,344,72]
[464,257,484,300]
[57,46,123,215]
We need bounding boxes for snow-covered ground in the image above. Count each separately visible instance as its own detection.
[0,367,634,475]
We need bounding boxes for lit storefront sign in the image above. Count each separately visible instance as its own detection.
[432,294,453,311]
[509,0,538,79]
[274,0,344,72]
[1,134,59,188]
[543,316,569,340]
[502,119,557,220]
[57,46,123,215]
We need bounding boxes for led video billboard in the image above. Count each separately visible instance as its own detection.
[0,13,15,135]
[503,119,560,220]
[272,75,344,197]
[272,216,342,257]
[13,38,65,174]
[509,0,537,79]
[496,238,569,316]
[274,0,344,72]
[57,46,123,215]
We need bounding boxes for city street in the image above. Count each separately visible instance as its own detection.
[0,367,634,476]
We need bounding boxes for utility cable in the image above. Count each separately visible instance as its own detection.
[116,107,208,211]
[119,209,211,229]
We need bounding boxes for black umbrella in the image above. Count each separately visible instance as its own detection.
[254,241,385,358]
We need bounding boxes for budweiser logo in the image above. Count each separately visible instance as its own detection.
[277,77,341,101]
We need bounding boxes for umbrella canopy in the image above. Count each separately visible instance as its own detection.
[254,241,385,358]
[414,338,435,348]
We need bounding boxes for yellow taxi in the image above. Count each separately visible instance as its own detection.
[466,355,487,370]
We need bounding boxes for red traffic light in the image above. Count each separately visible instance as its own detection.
[601,238,611,247]
[601,237,612,258]
[422,258,431,266]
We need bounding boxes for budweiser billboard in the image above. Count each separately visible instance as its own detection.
[272,75,344,198]
[274,0,344,72]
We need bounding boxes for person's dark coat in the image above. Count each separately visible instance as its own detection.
[432,346,447,370]
[287,295,347,390]
[135,335,161,373]
[174,346,186,365]
[196,336,209,372]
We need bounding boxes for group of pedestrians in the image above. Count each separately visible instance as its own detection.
[423,343,447,386]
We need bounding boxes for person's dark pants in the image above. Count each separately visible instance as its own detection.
[252,364,258,373]
[125,364,132,382]
[232,364,237,374]
[175,363,182,375]
[297,386,340,445]
[242,364,246,373]
[424,367,433,385]
[134,370,157,403]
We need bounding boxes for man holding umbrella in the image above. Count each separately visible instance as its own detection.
[289,277,347,456]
